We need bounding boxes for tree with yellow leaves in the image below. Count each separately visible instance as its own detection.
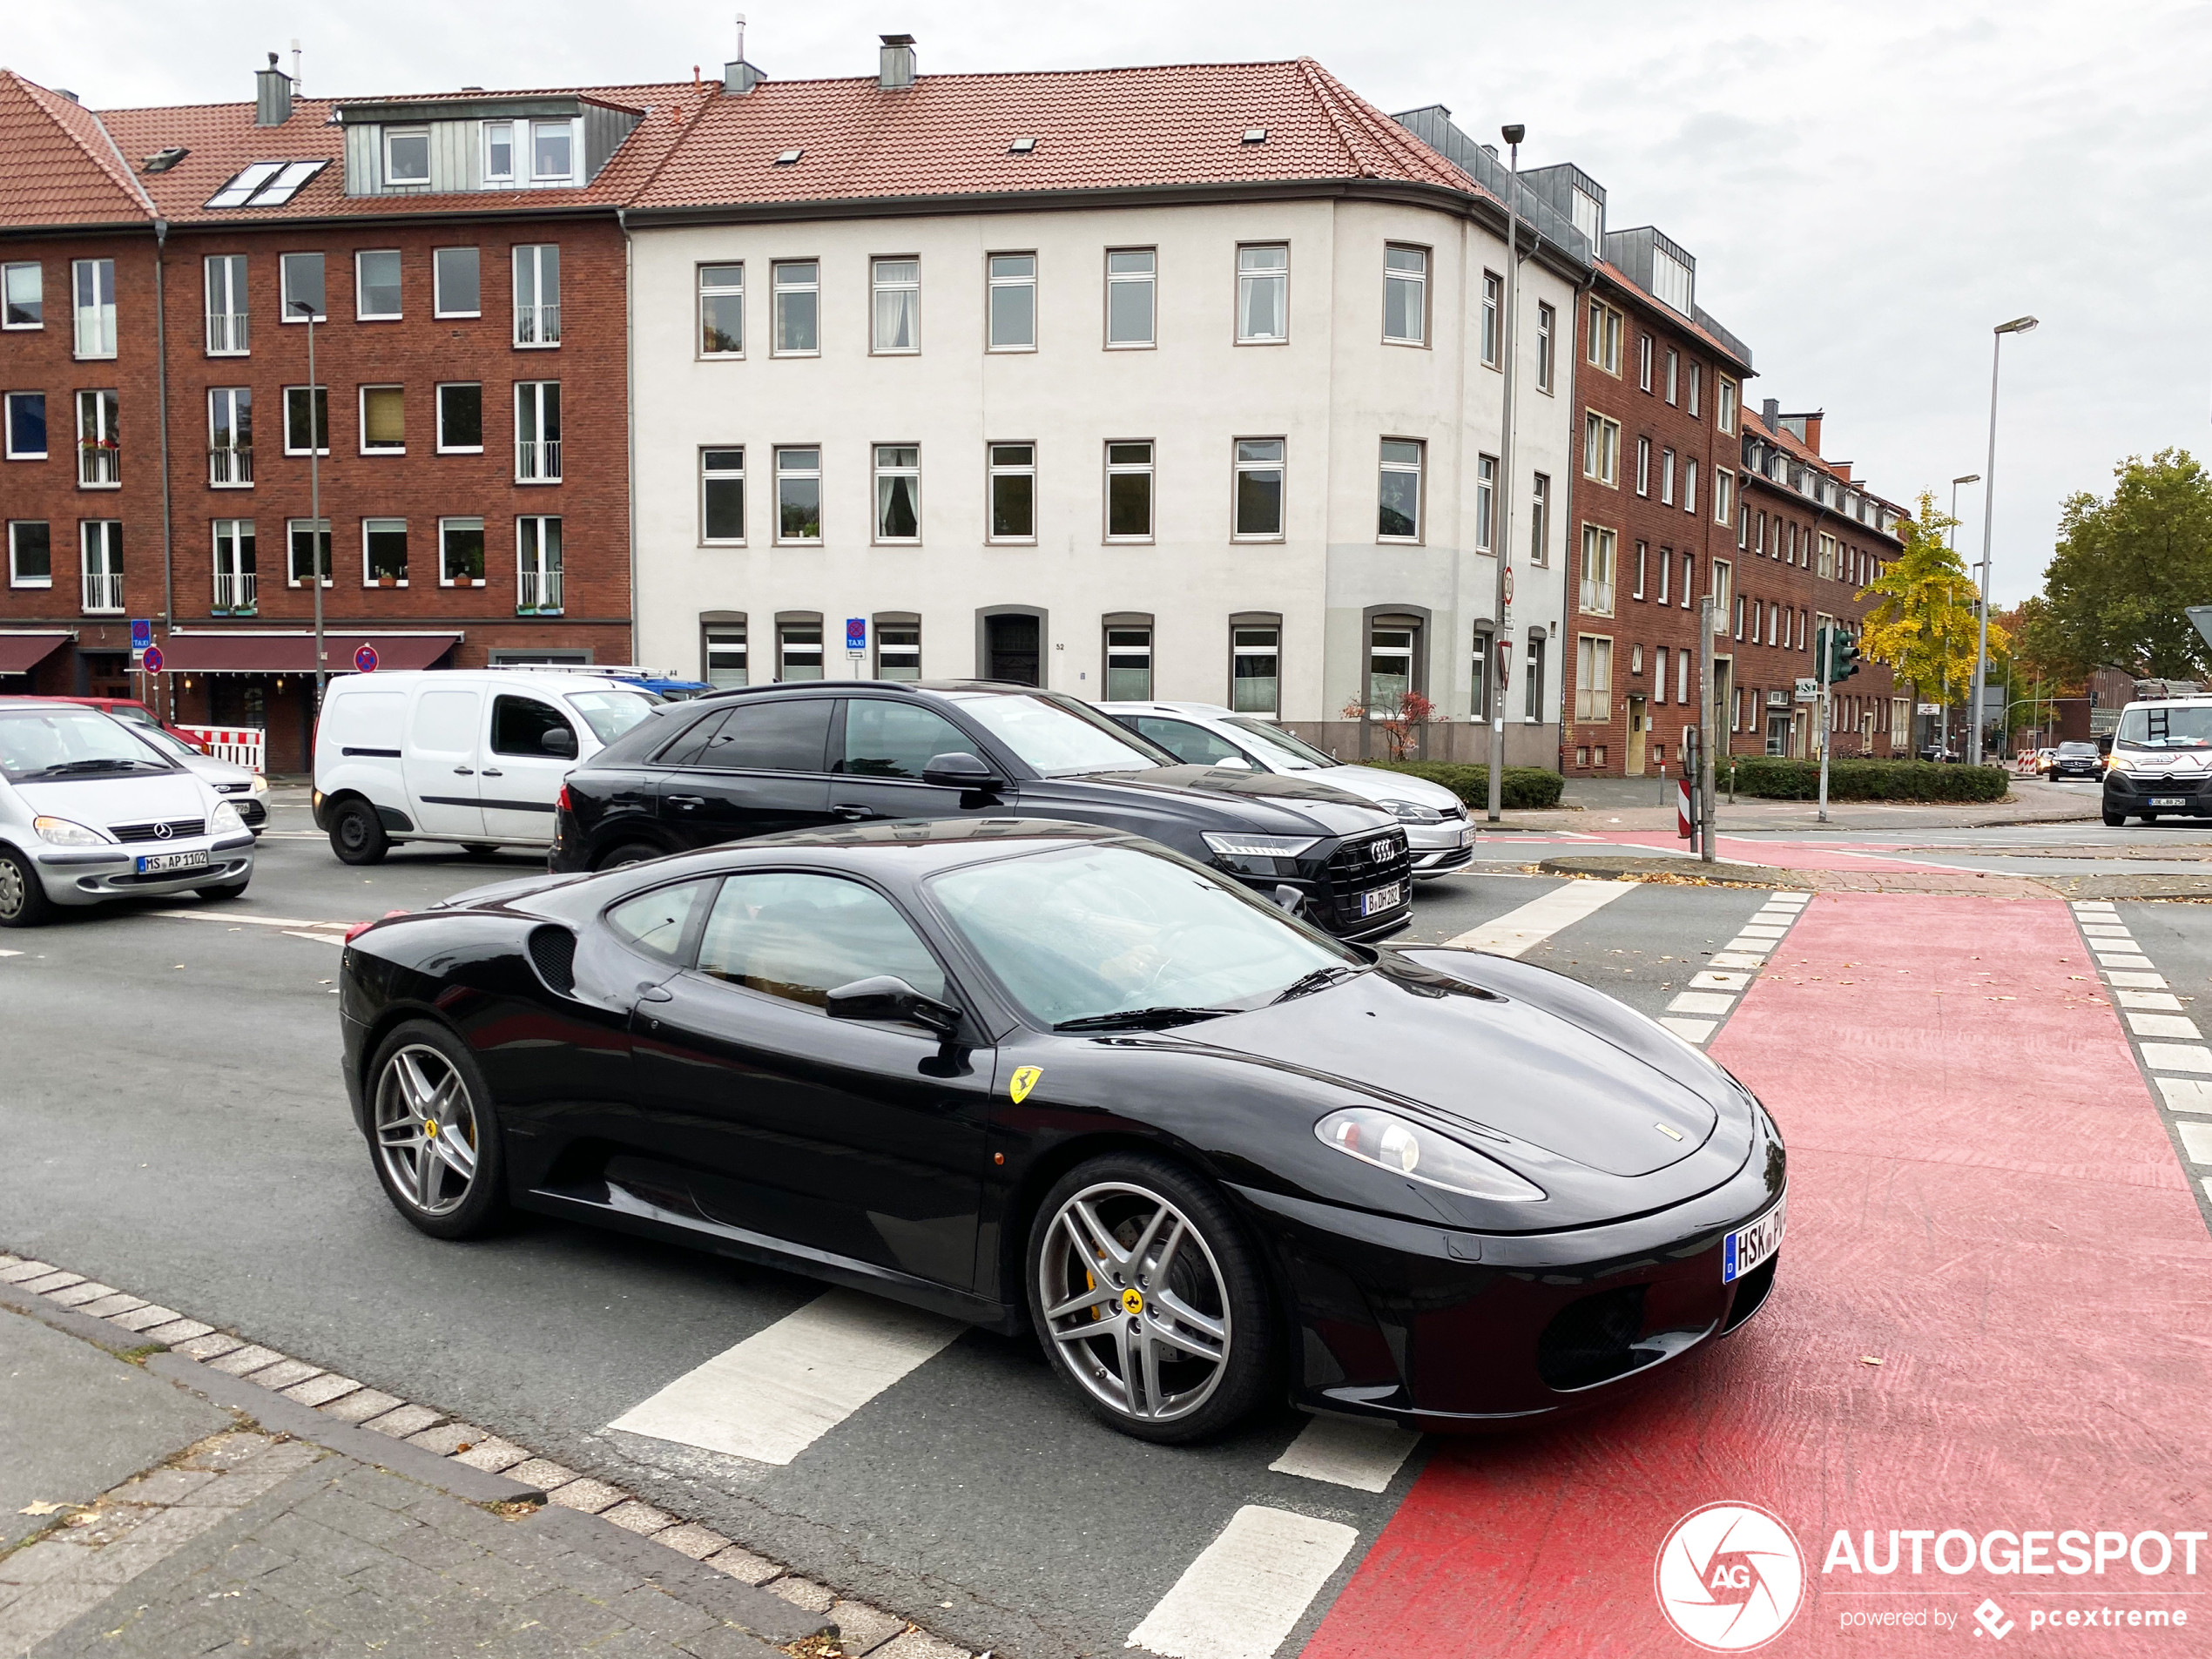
[1858,490,2006,736]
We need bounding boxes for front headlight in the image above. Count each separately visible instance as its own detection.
[2107,753,2134,773]
[1379,799,1444,824]
[1316,1106,1547,1202]
[209,799,244,833]
[1203,831,1321,877]
[249,773,269,796]
[32,815,110,846]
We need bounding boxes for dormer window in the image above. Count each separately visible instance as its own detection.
[385,128,430,185]
[532,120,573,183]
[483,121,515,184]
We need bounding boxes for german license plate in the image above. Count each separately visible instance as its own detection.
[1459,826,1476,846]
[1723,1195,1785,1283]
[135,849,209,874]
[1359,881,1404,917]
[2149,797,2188,808]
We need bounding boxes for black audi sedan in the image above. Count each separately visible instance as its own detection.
[341,819,1786,1443]
[549,681,1414,941]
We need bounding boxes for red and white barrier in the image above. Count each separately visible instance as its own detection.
[177,725,266,773]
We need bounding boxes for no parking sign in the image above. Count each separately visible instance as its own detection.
[354,642,380,673]
[141,643,164,675]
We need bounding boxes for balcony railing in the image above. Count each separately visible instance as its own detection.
[516,302,561,346]
[516,566,563,614]
[209,444,253,486]
[213,570,256,614]
[78,440,119,487]
[206,312,249,354]
[83,569,123,614]
[516,438,562,482]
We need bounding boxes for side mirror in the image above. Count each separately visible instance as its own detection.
[1213,755,1253,771]
[541,725,578,759]
[921,751,1002,790]
[826,975,962,1038]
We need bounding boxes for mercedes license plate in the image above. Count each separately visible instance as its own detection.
[2150,797,2188,808]
[1723,1195,1785,1283]
[135,849,209,875]
[1359,881,1404,918]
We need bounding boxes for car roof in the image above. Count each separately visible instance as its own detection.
[1096,701,1238,718]
[688,678,1054,707]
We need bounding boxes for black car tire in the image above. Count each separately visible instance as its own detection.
[1026,1151,1275,1444]
[2140,813,2160,825]
[364,1020,507,1240]
[462,843,499,859]
[0,846,53,928]
[329,799,390,866]
[196,875,251,900]
[594,841,662,872]
[2103,810,2127,827]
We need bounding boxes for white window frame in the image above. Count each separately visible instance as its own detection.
[1633,540,1648,601]
[362,516,409,588]
[80,519,123,613]
[1635,435,1651,497]
[512,244,560,348]
[701,448,745,545]
[1688,363,1703,418]
[1682,550,1696,610]
[1231,437,1286,540]
[1529,472,1551,567]
[9,521,53,589]
[987,252,1037,352]
[871,256,921,354]
[529,118,577,185]
[283,385,328,457]
[1105,247,1156,348]
[482,121,516,185]
[1586,299,1622,374]
[4,392,48,461]
[1473,451,1495,550]
[76,389,119,489]
[1657,547,1671,606]
[514,381,560,483]
[1684,458,1697,516]
[1575,634,1613,722]
[1582,411,1620,487]
[204,254,248,354]
[1384,245,1428,347]
[1231,624,1280,716]
[1664,347,1679,405]
[383,127,430,186]
[72,258,116,359]
[987,442,1036,543]
[875,621,921,682]
[432,246,481,320]
[439,516,486,588]
[212,518,254,612]
[359,384,405,456]
[2,261,41,331]
[1637,333,1653,392]
[771,260,819,356]
[286,516,332,589]
[1717,375,1739,435]
[516,515,563,614]
[698,262,744,357]
[1480,270,1501,366]
[1380,440,1425,544]
[873,443,921,543]
[1105,441,1154,543]
[1715,468,1736,526]
[208,387,252,486]
[1535,300,1555,393]
[435,382,482,455]
[1104,624,1153,700]
[1579,524,1616,617]
[774,446,822,544]
[1712,557,1732,623]
[279,252,325,323]
[1235,243,1288,345]
[1660,447,1676,506]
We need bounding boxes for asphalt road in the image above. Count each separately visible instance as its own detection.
[4,800,2209,1659]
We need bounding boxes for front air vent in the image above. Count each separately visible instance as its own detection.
[527,925,577,995]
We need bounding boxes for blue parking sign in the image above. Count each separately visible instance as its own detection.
[129,618,153,653]
[846,617,867,653]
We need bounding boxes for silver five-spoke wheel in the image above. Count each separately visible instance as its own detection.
[1038,1181,1231,1425]
[374,1044,481,1217]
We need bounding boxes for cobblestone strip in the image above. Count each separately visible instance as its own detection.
[0,1253,961,1659]
[1657,887,1811,1046]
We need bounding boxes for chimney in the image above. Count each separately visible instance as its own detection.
[1801,412,1824,455]
[723,11,765,94]
[254,52,294,125]
[1760,396,1780,430]
[54,88,79,105]
[879,33,917,91]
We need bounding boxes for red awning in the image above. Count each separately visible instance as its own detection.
[0,633,71,676]
[161,632,461,674]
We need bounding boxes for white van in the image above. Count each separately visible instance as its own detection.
[313,670,658,864]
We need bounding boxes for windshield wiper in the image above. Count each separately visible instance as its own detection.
[1054,1006,1242,1033]
[30,758,146,777]
[1272,964,1364,1003]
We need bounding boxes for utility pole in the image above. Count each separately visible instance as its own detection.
[1968,317,2039,765]
[1486,124,1526,824]
[1817,624,1833,823]
[1699,594,1717,861]
[291,299,327,702]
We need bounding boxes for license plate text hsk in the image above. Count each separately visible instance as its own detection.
[1723,1195,1785,1283]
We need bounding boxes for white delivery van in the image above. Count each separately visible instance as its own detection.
[313,670,658,864]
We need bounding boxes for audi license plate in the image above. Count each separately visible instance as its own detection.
[1359,881,1404,918]
[135,849,209,875]
[2150,797,2188,808]
[1723,1194,1786,1283]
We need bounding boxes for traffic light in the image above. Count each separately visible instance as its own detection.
[1831,629,1862,684]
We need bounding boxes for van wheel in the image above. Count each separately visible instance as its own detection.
[329,799,389,866]
[0,847,53,928]
[593,842,661,872]
[462,844,499,859]
[2103,810,2127,827]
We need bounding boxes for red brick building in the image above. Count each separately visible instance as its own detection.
[1,61,708,767]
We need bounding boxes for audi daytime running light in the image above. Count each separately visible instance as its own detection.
[32,815,109,846]
[1202,831,1320,877]
[1316,1106,1546,1202]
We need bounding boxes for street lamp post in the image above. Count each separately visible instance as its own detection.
[1967,316,2038,765]
[1486,123,1526,825]
[1945,472,1979,759]
[288,297,327,704]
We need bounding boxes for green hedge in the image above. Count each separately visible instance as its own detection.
[1366,759,1566,810]
[1726,758,2010,802]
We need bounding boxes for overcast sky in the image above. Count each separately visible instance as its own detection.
[17,1,2209,604]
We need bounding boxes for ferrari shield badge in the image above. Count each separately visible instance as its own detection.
[1008,1065,1043,1104]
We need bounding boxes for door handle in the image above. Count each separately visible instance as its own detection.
[668,795,705,808]
[481,767,503,777]
[636,983,674,1003]
[452,766,475,775]
[834,805,876,820]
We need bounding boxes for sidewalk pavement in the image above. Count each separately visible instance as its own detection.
[0,1293,883,1659]
[1500,773,2104,834]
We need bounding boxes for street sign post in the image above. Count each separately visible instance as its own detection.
[353,643,380,674]
[1794,678,1818,703]
[1917,703,1940,715]
[141,644,164,676]
[129,619,152,658]
[846,617,867,656]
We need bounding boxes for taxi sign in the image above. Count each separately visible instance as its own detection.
[130,618,153,653]
[354,642,381,673]
[846,617,867,655]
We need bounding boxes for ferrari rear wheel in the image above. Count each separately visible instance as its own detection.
[1028,1154,1273,1443]
[367,1021,506,1239]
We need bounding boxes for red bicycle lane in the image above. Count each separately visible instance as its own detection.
[1302,892,2212,1657]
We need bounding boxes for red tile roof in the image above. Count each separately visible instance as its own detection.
[1743,408,1905,524]
[0,70,154,226]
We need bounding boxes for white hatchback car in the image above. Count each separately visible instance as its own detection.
[0,700,254,927]
[1098,701,1474,878]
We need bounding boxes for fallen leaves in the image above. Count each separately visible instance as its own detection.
[18,1501,64,1516]
[1860,1356,1885,1367]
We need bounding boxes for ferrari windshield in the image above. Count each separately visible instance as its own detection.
[2116,705,2212,750]
[928,842,1356,1028]
[0,708,180,782]
[941,691,1167,777]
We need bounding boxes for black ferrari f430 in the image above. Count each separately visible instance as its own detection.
[339,819,1786,1442]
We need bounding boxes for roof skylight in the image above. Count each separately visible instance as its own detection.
[1241,127,1268,145]
[205,158,328,209]
[773,147,803,165]
[1008,136,1037,154]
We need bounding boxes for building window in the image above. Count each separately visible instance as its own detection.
[987,253,1037,350]
[988,442,1035,540]
[1106,442,1153,540]
[1535,300,1555,392]
[771,260,819,354]
[1105,624,1152,700]
[207,388,251,486]
[435,383,482,453]
[360,386,404,455]
[482,121,515,184]
[1683,459,1697,516]
[1529,472,1551,566]
[1733,592,1745,641]
[212,519,254,612]
[1654,646,1669,705]
[1688,363,1703,418]
[1580,524,1616,617]
[1657,546,1672,606]
[1659,447,1676,506]
[363,517,408,586]
[1379,441,1423,542]
[872,257,920,353]
[3,392,46,462]
[701,448,745,543]
[1236,244,1288,343]
[1637,334,1653,392]
[874,444,921,542]
[1232,438,1285,538]
[1635,435,1651,497]
[1231,624,1279,714]
[1106,248,1155,347]
[531,120,574,183]
[775,447,821,543]
[516,516,562,614]
[875,621,921,682]
[80,520,122,613]
[1470,631,1491,720]
[384,128,429,185]
[698,263,744,354]
[1575,636,1613,721]
[1633,541,1648,601]
[1750,600,1762,644]
[1681,550,1695,610]
[1585,299,1622,374]
[8,521,52,589]
[72,259,116,358]
[704,621,747,687]
[1524,635,1547,722]
[76,389,119,488]
[355,249,401,320]
[1384,246,1427,346]
[1715,468,1735,526]
[1817,532,1838,580]
[287,517,331,588]
[204,254,248,354]
[433,247,480,319]
[1664,347,1679,404]
[1367,622,1416,713]
[1582,412,1620,486]
[439,517,484,587]
[1480,270,1502,366]
[779,620,823,681]
[515,381,560,482]
[1717,376,1739,435]
[280,252,324,322]
[1676,645,1690,704]
[2,262,41,329]
[513,245,560,347]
